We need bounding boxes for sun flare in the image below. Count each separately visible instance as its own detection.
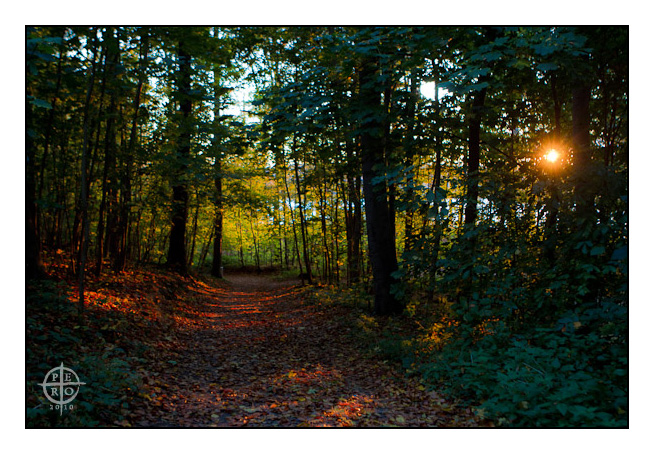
[545,149,559,163]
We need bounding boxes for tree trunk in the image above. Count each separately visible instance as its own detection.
[167,39,192,275]
[282,160,303,275]
[544,75,562,264]
[573,83,593,219]
[344,138,362,285]
[95,30,120,275]
[317,161,331,283]
[249,212,261,270]
[464,87,487,227]
[26,91,45,280]
[77,29,99,312]
[199,225,214,269]
[211,76,224,278]
[293,141,312,284]
[187,194,200,267]
[403,69,419,253]
[211,162,224,277]
[115,31,148,272]
[358,57,402,316]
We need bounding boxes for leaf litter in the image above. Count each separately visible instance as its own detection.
[120,272,483,427]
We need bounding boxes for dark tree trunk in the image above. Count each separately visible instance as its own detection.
[26,92,45,280]
[292,137,312,284]
[37,29,66,204]
[77,29,99,312]
[317,161,331,283]
[115,31,148,272]
[344,138,362,285]
[403,69,419,253]
[211,160,224,278]
[282,160,303,275]
[211,76,224,278]
[167,39,192,275]
[573,83,593,219]
[199,225,214,269]
[544,75,563,264]
[464,87,487,227]
[187,195,200,267]
[358,57,402,316]
[95,30,120,276]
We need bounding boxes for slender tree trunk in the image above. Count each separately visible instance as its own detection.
[211,75,224,278]
[115,31,148,272]
[293,142,312,284]
[332,184,340,285]
[317,161,331,283]
[343,138,362,285]
[464,87,487,227]
[77,30,99,313]
[544,75,563,264]
[283,154,303,276]
[95,30,120,275]
[573,83,593,218]
[26,92,45,280]
[237,211,245,267]
[37,29,66,204]
[403,69,419,253]
[199,225,214,269]
[211,161,224,277]
[249,213,261,270]
[187,194,200,267]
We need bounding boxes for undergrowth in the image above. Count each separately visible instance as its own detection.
[309,279,628,428]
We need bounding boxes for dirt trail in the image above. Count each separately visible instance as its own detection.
[132,274,478,427]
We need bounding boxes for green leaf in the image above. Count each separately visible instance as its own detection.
[590,245,605,256]
[29,97,52,110]
[610,246,627,261]
[536,62,559,71]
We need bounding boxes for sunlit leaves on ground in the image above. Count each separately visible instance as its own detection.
[27,265,482,427]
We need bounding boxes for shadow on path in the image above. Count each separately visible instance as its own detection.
[132,274,479,427]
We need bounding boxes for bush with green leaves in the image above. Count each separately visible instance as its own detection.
[26,280,143,427]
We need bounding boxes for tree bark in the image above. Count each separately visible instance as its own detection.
[77,29,99,312]
[167,39,192,274]
[344,138,362,285]
[211,75,224,278]
[358,57,402,316]
[26,90,45,280]
[95,29,120,275]
[403,69,419,253]
[464,87,487,227]
[573,83,593,219]
[115,30,148,272]
[282,159,303,275]
[292,137,312,284]
[211,159,224,277]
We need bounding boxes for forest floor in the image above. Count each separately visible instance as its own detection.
[129,273,482,427]
[28,264,484,427]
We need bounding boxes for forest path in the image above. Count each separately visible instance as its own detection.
[132,274,478,427]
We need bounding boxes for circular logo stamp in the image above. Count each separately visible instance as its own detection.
[39,363,86,415]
